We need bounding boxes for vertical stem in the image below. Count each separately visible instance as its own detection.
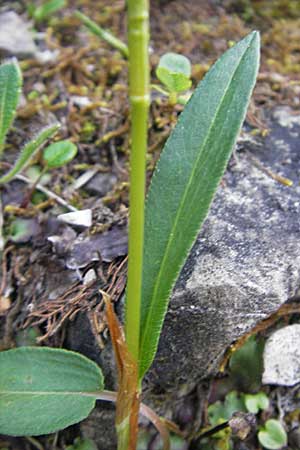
[125,0,150,362]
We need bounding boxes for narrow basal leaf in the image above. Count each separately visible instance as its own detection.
[0,347,103,436]
[0,60,22,154]
[0,123,60,183]
[139,31,260,379]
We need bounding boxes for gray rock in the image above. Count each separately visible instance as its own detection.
[65,226,127,269]
[0,11,37,58]
[263,325,300,386]
[68,107,300,447]
[85,173,118,197]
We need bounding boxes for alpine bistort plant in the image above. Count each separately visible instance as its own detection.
[0,1,260,449]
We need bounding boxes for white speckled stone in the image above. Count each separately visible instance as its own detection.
[263,325,300,386]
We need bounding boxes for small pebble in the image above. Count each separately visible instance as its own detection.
[58,209,92,228]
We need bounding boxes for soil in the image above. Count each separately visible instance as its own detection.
[0,0,299,449]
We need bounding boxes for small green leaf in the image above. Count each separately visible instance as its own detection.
[157,53,191,77]
[0,347,103,436]
[139,31,260,379]
[258,419,288,449]
[0,124,60,183]
[0,60,22,154]
[244,392,269,414]
[9,218,37,243]
[43,140,77,168]
[156,53,192,93]
[33,0,66,22]
[208,391,246,427]
[229,335,264,392]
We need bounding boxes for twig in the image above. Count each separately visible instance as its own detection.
[15,174,77,212]
[26,436,44,450]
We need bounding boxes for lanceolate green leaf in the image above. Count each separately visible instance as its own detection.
[0,60,22,154]
[0,123,60,183]
[0,347,103,436]
[139,31,260,379]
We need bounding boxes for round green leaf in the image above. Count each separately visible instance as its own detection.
[258,419,287,450]
[0,347,104,436]
[43,140,77,168]
[157,52,191,77]
[244,392,269,414]
[156,52,192,93]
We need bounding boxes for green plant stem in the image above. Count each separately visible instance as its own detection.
[90,390,171,449]
[125,0,150,364]
[168,91,178,105]
[75,11,129,58]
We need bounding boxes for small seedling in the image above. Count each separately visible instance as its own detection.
[154,52,192,105]
[258,419,288,450]
[0,123,60,184]
[208,391,246,427]
[207,391,271,449]
[75,13,190,105]
[0,60,77,185]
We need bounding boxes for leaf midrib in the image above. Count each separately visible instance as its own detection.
[140,34,256,364]
[0,390,99,396]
